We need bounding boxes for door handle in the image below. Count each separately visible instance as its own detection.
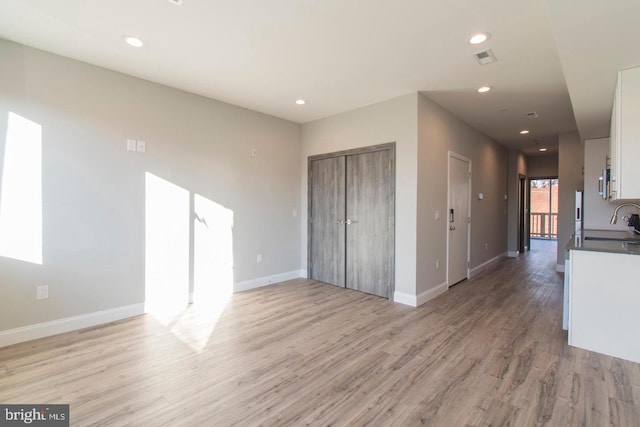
[449,225,456,231]
[598,176,604,196]
[345,219,358,225]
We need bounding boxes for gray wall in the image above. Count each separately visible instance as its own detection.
[507,150,528,255]
[0,39,301,331]
[300,93,419,301]
[528,154,558,178]
[300,93,508,304]
[557,131,584,267]
[417,94,508,295]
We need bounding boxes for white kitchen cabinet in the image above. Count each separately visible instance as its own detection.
[609,66,640,200]
[568,249,640,363]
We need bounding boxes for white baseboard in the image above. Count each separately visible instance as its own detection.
[0,270,309,348]
[394,282,448,307]
[470,252,506,278]
[416,282,448,306]
[393,290,417,307]
[234,270,306,293]
[0,303,145,348]
[556,264,565,273]
[507,251,519,258]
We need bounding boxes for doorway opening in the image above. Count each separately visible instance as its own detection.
[518,174,528,253]
[530,178,558,240]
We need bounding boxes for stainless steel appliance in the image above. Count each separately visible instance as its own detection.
[575,190,584,234]
[597,156,611,199]
[565,190,584,331]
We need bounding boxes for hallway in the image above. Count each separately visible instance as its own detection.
[530,237,558,253]
[1,242,638,426]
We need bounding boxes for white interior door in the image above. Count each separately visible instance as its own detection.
[447,153,471,286]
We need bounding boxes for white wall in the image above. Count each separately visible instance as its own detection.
[417,94,508,298]
[300,93,418,302]
[557,131,584,267]
[0,39,301,334]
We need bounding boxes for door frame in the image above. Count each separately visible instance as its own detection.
[528,176,558,241]
[518,174,527,253]
[446,151,472,288]
[307,142,396,300]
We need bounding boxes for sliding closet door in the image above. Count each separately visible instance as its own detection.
[309,156,346,287]
[345,150,394,298]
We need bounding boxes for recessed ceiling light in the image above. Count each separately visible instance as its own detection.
[469,33,491,45]
[520,130,530,135]
[477,86,492,93]
[123,36,144,48]
[296,99,306,105]
[539,148,548,152]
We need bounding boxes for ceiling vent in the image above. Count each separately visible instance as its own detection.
[525,111,539,118]
[474,49,497,65]
[167,0,183,5]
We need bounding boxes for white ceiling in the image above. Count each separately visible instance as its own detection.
[0,0,637,156]
[546,0,640,141]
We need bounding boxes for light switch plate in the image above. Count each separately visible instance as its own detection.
[126,139,136,151]
[136,140,146,152]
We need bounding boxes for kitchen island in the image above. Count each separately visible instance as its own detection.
[565,229,640,363]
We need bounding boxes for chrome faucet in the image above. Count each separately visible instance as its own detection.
[609,203,640,224]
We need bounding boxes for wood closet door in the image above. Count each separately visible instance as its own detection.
[345,150,393,298]
[308,144,395,300]
[309,156,346,287]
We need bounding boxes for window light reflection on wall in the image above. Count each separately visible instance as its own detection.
[0,112,43,264]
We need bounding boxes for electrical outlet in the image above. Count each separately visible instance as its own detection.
[251,148,257,157]
[36,285,48,300]
[435,260,440,270]
[292,209,298,218]
[256,253,262,263]
[485,243,489,251]
[435,210,440,220]
[136,140,146,152]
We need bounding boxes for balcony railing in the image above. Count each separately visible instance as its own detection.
[530,212,558,239]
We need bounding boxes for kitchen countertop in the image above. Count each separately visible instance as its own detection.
[566,229,640,255]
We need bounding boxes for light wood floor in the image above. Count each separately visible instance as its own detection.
[1,240,639,426]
